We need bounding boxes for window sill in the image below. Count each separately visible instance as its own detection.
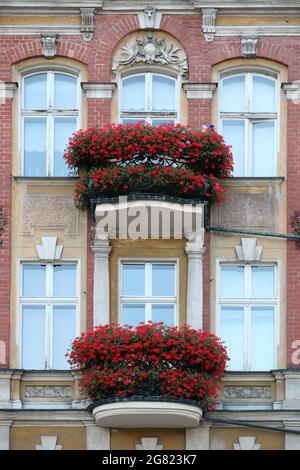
[222,177,285,187]
[13,176,79,186]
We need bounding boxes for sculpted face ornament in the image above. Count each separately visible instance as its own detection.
[112,31,188,78]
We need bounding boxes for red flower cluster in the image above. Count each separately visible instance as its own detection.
[64,123,233,177]
[74,164,225,205]
[67,322,229,410]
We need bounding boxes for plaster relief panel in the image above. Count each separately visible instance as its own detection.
[211,190,278,231]
[22,192,79,236]
[25,386,71,399]
[223,386,272,400]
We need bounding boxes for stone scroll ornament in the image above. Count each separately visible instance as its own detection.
[112,31,188,79]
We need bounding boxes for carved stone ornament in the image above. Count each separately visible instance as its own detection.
[241,36,258,58]
[36,236,63,261]
[25,386,71,399]
[112,31,188,79]
[35,436,62,451]
[235,238,263,262]
[80,8,96,42]
[41,34,58,58]
[136,437,163,450]
[138,6,161,29]
[224,386,272,400]
[233,436,261,451]
[202,8,217,43]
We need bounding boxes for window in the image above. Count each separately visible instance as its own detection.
[20,263,77,369]
[22,71,79,176]
[218,264,277,371]
[120,262,177,326]
[120,73,177,125]
[220,72,278,177]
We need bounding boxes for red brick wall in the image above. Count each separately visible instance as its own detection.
[1,13,300,366]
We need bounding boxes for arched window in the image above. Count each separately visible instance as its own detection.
[22,71,79,177]
[219,71,278,177]
[120,72,178,125]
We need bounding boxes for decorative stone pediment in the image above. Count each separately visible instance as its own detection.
[136,437,163,450]
[112,31,188,79]
[233,436,261,450]
[35,436,62,450]
[235,238,262,262]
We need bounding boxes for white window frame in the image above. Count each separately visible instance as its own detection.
[19,261,79,369]
[216,261,278,371]
[21,70,80,177]
[119,259,179,326]
[219,70,279,177]
[119,71,179,125]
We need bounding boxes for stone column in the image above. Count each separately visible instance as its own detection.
[91,237,111,327]
[185,234,205,329]
[0,421,12,450]
[84,422,110,450]
[186,424,210,450]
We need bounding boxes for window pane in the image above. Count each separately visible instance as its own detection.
[222,120,245,176]
[251,266,275,298]
[54,117,76,176]
[252,75,276,113]
[22,265,46,297]
[52,305,76,369]
[24,74,47,109]
[122,264,145,296]
[152,75,176,112]
[53,265,77,297]
[54,74,77,109]
[152,264,175,297]
[122,304,145,327]
[122,119,146,125]
[152,119,175,126]
[22,305,46,369]
[221,265,244,298]
[252,121,275,176]
[121,76,145,111]
[221,307,244,370]
[24,117,47,176]
[152,304,175,325]
[221,76,245,112]
[250,307,274,370]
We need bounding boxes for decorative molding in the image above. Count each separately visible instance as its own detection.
[81,82,116,99]
[22,192,79,236]
[41,34,58,58]
[183,82,217,99]
[112,31,188,79]
[138,6,162,29]
[241,36,258,58]
[0,82,18,100]
[35,436,62,450]
[80,7,95,42]
[202,8,217,42]
[136,437,163,450]
[282,82,300,101]
[35,236,63,261]
[233,436,261,450]
[25,385,71,399]
[224,386,272,400]
[215,25,300,37]
[235,238,263,262]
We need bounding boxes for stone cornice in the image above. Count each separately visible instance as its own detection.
[183,83,217,99]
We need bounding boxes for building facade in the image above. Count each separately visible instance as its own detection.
[1,0,300,450]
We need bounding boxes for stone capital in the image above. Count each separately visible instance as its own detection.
[0,82,18,100]
[81,82,116,99]
[183,82,217,99]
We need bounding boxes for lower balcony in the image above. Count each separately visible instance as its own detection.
[91,398,203,428]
